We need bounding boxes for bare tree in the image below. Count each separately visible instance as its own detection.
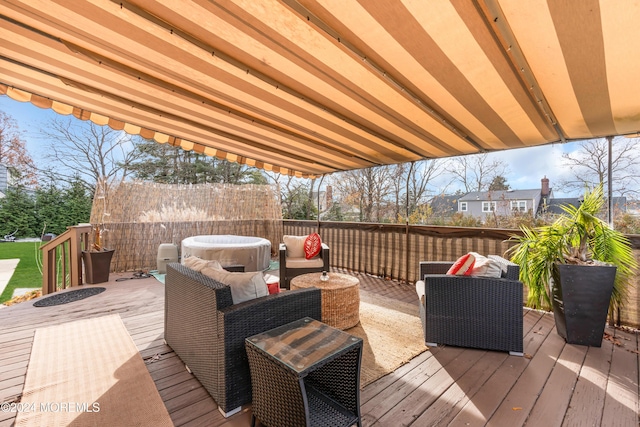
[330,165,395,222]
[560,137,640,197]
[449,153,509,193]
[406,159,447,214]
[265,173,316,219]
[389,163,407,221]
[0,111,37,186]
[37,118,145,194]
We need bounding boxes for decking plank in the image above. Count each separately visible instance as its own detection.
[450,312,556,426]
[0,272,637,427]
[374,347,488,426]
[412,350,510,426]
[601,328,639,427]
[562,336,614,427]
[360,347,465,424]
[525,340,588,426]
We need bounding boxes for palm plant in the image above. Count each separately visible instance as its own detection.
[507,185,637,314]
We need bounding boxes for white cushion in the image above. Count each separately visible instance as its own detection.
[200,267,268,304]
[283,235,307,258]
[285,257,324,269]
[468,253,503,278]
[415,280,425,305]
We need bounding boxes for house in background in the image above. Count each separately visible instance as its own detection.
[311,185,332,214]
[547,196,627,216]
[429,194,460,220]
[458,177,553,221]
[0,164,11,199]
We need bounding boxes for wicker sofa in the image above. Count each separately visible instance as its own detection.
[416,255,524,356]
[164,262,322,416]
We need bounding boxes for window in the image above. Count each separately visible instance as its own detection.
[510,200,527,212]
[459,201,467,212]
[482,201,496,212]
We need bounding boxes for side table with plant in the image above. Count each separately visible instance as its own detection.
[508,185,637,346]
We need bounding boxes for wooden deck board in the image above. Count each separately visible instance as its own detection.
[0,270,637,426]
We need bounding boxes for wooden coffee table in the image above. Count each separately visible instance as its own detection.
[290,272,360,329]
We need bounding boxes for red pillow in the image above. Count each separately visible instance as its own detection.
[446,253,476,276]
[303,233,322,259]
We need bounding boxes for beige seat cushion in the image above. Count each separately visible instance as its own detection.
[285,257,324,269]
[200,267,268,304]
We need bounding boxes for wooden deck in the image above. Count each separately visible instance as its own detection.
[1,270,638,426]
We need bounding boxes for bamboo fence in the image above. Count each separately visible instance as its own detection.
[89,181,282,272]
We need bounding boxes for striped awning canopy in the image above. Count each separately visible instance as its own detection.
[2,1,639,177]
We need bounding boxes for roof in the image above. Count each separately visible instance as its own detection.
[459,189,542,202]
[429,195,460,214]
[2,2,640,177]
[546,197,627,215]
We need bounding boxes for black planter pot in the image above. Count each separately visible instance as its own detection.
[82,249,115,284]
[551,263,616,347]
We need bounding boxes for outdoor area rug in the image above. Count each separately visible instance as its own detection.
[32,287,105,307]
[15,314,173,426]
[347,290,428,388]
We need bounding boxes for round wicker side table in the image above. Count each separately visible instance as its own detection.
[290,272,360,329]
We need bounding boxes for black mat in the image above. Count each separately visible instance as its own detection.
[33,287,106,307]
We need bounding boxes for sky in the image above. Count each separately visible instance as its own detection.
[0,94,582,197]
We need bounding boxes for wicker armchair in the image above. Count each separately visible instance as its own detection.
[164,263,322,416]
[279,240,330,289]
[416,255,524,356]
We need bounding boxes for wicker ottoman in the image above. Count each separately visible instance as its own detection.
[290,272,360,329]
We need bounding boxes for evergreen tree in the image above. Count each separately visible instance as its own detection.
[129,140,266,184]
[322,203,344,221]
[62,176,92,229]
[488,175,510,191]
[34,183,66,235]
[0,186,36,237]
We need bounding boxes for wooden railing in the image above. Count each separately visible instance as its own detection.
[40,225,91,295]
[284,220,640,328]
[283,220,521,283]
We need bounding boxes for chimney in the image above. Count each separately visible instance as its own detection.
[541,176,550,197]
[325,185,333,209]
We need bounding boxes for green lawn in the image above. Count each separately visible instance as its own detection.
[0,242,42,303]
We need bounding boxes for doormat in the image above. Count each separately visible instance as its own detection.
[33,287,106,307]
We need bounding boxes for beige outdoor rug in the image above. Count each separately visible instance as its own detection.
[16,314,172,427]
[347,290,428,388]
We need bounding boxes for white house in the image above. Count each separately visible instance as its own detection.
[457,177,552,221]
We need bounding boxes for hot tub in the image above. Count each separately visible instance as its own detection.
[181,235,271,272]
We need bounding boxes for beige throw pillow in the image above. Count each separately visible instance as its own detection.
[200,267,268,304]
[468,252,503,278]
[283,235,307,258]
[183,256,223,272]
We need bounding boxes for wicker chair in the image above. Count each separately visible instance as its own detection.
[416,255,524,356]
[164,263,322,416]
[279,240,330,289]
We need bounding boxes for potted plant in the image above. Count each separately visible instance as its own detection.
[507,185,637,346]
[82,224,115,284]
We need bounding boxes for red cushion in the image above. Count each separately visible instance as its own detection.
[303,233,322,259]
[446,253,476,276]
[267,281,280,294]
